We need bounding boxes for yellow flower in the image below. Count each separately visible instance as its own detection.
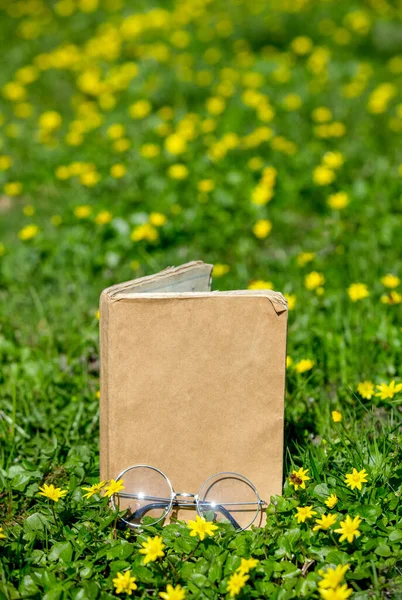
[312,107,332,123]
[318,584,353,600]
[375,380,402,400]
[74,205,92,219]
[248,156,264,171]
[129,99,151,119]
[304,271,325,290]
[149,212,167,227]
[159,584,186,600]
[103,479,125,498]
[107,124,125,140]
[313,166,335,185]
[347,283,369,302]
[283,94,302,111]
[286,356,293,368]
[325,494,338,509]
[38,483,68,502]
[295,505,316,523]
[3,81,26,102]
[357,381,374,399]
[39,111,62,130]
[110,164,126,178]
[0,527,6,540]
[23,205,35,216]
[198,179,215,193]
[0,155,12,170]
[327,192,349,210]
[345,468,368,491]
[318,564,350,589]
[168,164,189,180]
[82,481,106,499]
[334,515,362,542]
[248,280,273,290]
[4,181,23,196]
[284,293,296,310]
[139,536,165,565]
[165,133,187,155]
[237,558,259,575]
[253,219,272,239]
[140,143,160,158]
[131,223,159,242]
[187,515,218,541]
[313,513,337,531]
[332,410,342,422]
[55,165,70,180]
[212,264,230,278]
[323,152,344,169]
[226,572,249,598]
[113,571,137,596]
[289,467,310,491]
[381,290,402,304]
[114,138,131,152]
[95,210,113,225]
[80,171,101,187]
[381,274,400,288]
[206,97,225,115]
[19,224,39,241]
[291,36,313,55]
[294,359,314,374]
[297,252,315,266]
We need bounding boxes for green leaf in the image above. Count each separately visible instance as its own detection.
[389,529,402,543]
[375,543,391,557]
[312,483,329,500]
[23,512,51,542]
[105,540,134,560]
[48,541,73,563]
[358,505,382,525]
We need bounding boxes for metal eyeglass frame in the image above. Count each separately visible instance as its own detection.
[110,464,267,531]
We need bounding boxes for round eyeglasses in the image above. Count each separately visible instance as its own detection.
[110,464,266,531]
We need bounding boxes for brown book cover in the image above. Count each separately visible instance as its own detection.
[100,261,288,524]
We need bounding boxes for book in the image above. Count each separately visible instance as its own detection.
[100,261,288,525]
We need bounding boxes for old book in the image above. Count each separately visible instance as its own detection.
[100,261,288,526]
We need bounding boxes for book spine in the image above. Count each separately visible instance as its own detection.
[99,291,110,481]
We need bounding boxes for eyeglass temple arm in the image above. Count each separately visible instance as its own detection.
[121,501,242,530]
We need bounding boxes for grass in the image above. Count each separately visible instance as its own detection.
[0,0,402,598]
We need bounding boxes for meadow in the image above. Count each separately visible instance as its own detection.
[0,0,402,598]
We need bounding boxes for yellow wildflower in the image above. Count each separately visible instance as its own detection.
[305,271,325,290]
[74,205,92,219]
[313,513,337,532]
[198,179,215,193]
[345,468,368,491]
[313,166,335,185]
[289,467,310,491]
[381,290,402,304]
[4,181,22,196]
[327,192,349,210]
[357,381,374,399]
[129,99,151,119]
[248,280,273,290]
[381,274,400,288]
[297,252,315,266]
[110,164,126,178]
[187,515,218,541]
[318,564,350,589]
[149,212,167,227]
[312,107,332,123]
[347,283,369,302]
[295,505,316,523]
[294,359,314,373]
[325,494,338,509]
[139,536,165,565]
[318,584,353,599]
[206,97,225,115]
[212,264,230,277]
[323,152,344,169]
[165,133,187,155]
[375,380,402,400]
[82,481,106,499]
[237,558,259,574]
[334,515,362,542]
[131,223,158,242]
[0,155,12,170]
[168,164,189,180]
[284,294,296,310]
[107,124,125,139]
[332,410,342,422]
[253,219,272,239]
[159,584,186,600]
[291,36,313,55]
[80,171,101,187]
[39,111,62,130]
[103,479,125,498]
[38,483,68,502]
[19,224,39,241]
[226,572,249,598]
[0,527,6,540]
[113,571,137,596]
[286,356,293,368]
[140,143,160,158]
[95,210,112,225]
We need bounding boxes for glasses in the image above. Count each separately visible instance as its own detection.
[111,464,267,531]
